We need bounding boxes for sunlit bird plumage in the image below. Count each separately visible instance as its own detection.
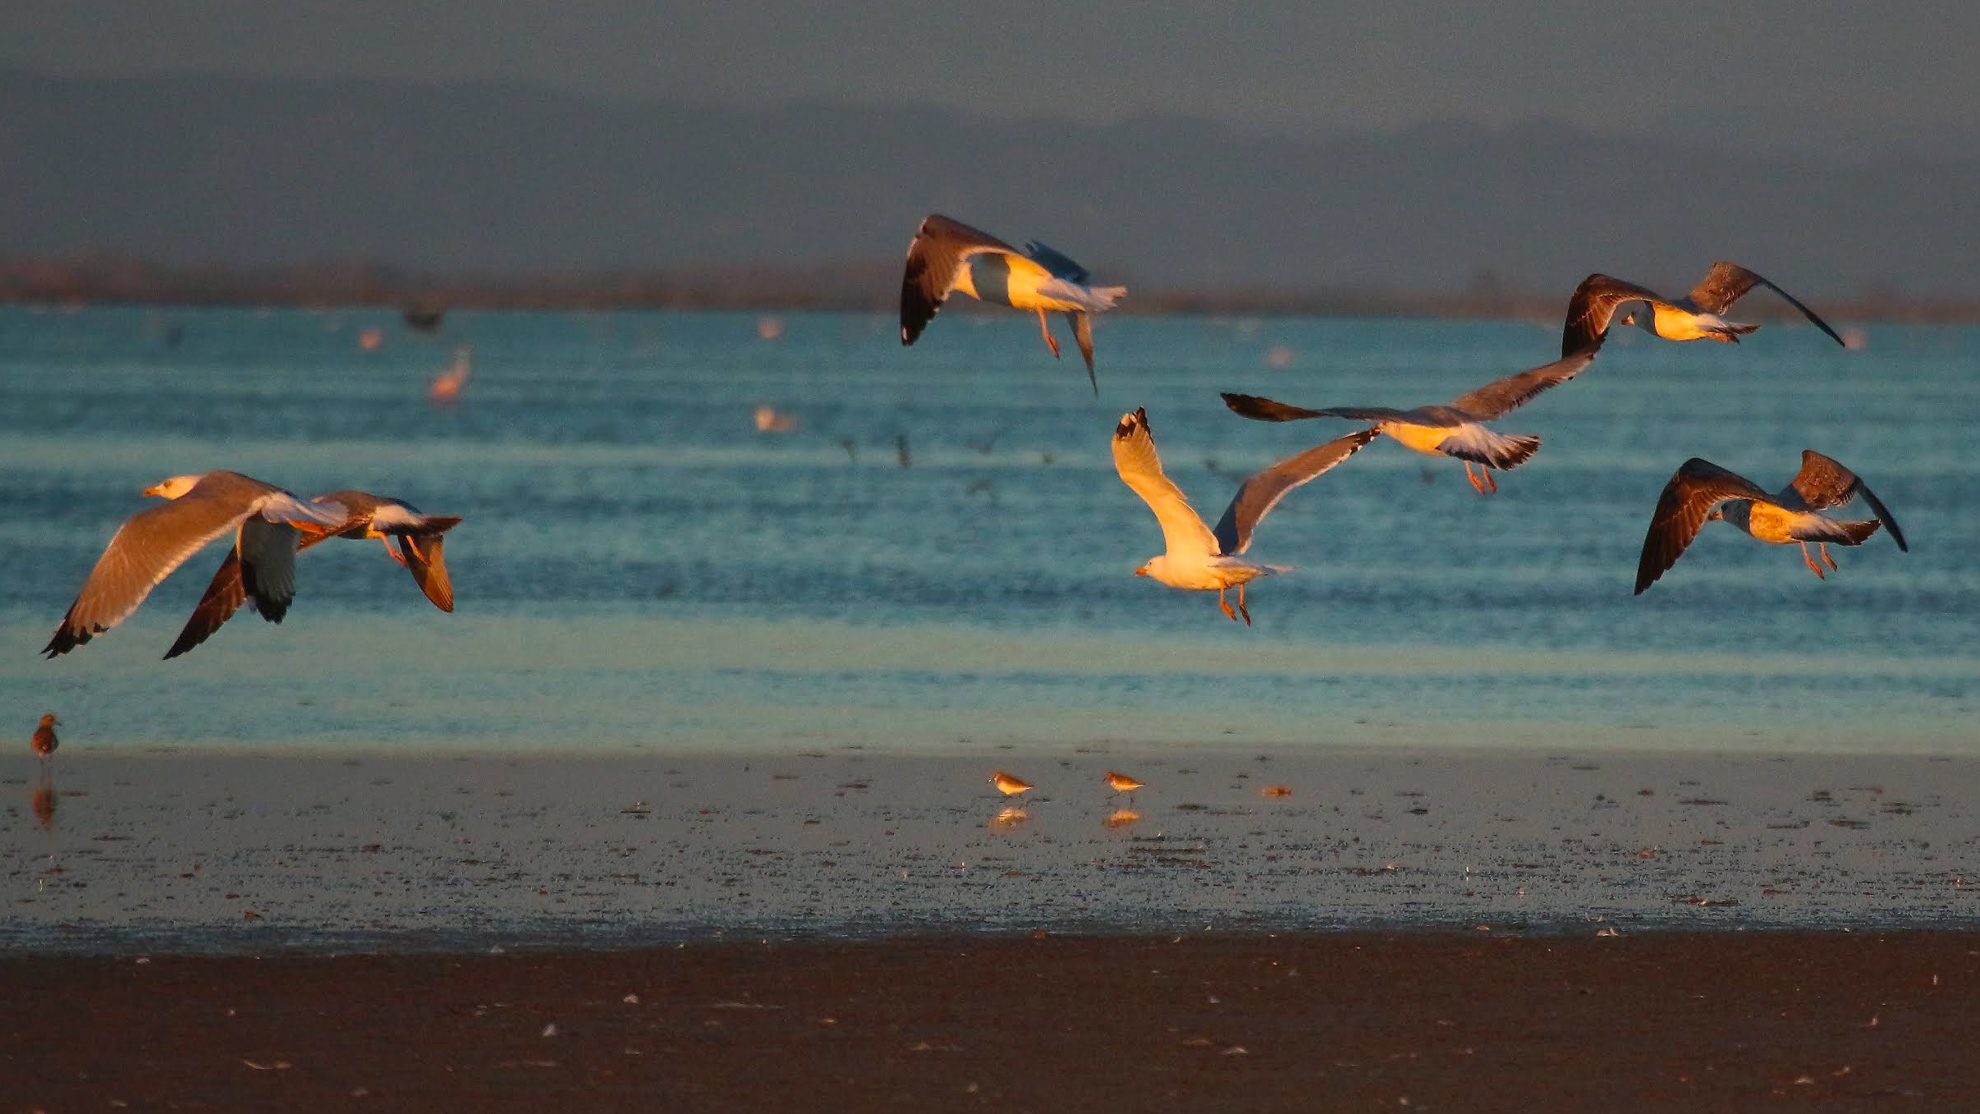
[1222,351,1594,494]
[900,213,1126,392]
[1114,407,1377,625]
[1635,451,1907,594]
[1562,263,1845,357]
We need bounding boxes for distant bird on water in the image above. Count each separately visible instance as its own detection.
[1114,407,1377,625]
[900,213,1126,393]
[31,714,59,775]
[1221,351,1595,495]
[1635,451,1908,594]
[1561,263,1845,357]
[428,345,472,404]
[989,771,1034,799]
[43,472,348,658]
[165,490,462,659]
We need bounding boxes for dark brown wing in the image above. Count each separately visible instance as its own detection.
[1685,262,1845,346]
[1790,451,1907,551]
[1561,274,1666,357]
[1212,427,1379,556]
[1447,352,1596,420]
[163,550,249,659]
[900,214,1022,346]
[1221,393,1334,422]
[1635,458,1775,595]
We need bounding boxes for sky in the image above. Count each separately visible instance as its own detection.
[8,0,1979,159]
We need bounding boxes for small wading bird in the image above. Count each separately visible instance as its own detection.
[43,472,348,657]
[165,491,462,659]
[31,714,59,776]
[989,771,1034,799]
[1104,770,1144,803]
[428,345,472,404]
[1221,351,1595,494]
[1114,407,1378,624]
[900,213,1126,392]
[1635,451,1908,594]
[1561,263,1845,357]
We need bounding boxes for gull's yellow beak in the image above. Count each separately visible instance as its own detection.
[141,484,164,497]
[1132,565,1149,577]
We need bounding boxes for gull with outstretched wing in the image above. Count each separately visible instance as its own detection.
[1635,451,1907,594]
[1562,262,1844,357]
[1221,351,1594,494]
[1113,407,1376,625]
[900,213,1126,392]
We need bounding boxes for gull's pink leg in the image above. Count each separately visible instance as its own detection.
[1036,310,1061,360]
[1217,586,1237,622]
[1821,542,1838,571]
[1463,462,1487,495]
[1799,541,1827,580]
[380,534,409,567]
[1237,581,1252,626]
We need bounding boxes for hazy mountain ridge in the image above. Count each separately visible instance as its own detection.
[3,69,1975,298]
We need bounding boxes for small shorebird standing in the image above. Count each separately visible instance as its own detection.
[1104,770,1144,804]
[164,490,462,659]
[1561,263,1845,357]
[1635,451,1908,594]
[31,713,59,778]
[989,771,1034,799]
[43,472,348,657]
[900,213,1126,392]
[1114,407,1378,624]
[1221,351,1594,494]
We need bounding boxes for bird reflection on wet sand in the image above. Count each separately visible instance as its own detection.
[990,805,1030,830]
[31,783,57,830]
[1104,808,1142,829]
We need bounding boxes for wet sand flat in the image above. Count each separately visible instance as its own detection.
[5,931,1979,1112]
[4,749,1977,949]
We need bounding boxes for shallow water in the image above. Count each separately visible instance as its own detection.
[2,306,1976,755]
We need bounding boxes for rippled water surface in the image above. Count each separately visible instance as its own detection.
[3,306,1975,755]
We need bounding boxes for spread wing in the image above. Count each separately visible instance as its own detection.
[163,550,250,659]
[394,523,460,611]
[45,490,258,656]
[1562,274,1667,357]
[1022,240,1090,283]
[1212,427,1379,556]
[1686,262,1845,346]
[1446,352,1596,420]
[1211,395,1386,423]
[900,214,1022,346]
[1790,451,1907,551]
[1112,407,1220,557]
[1635,458,1774,595]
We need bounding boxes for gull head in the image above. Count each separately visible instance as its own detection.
[142,474,204,500]
[39,713,59,728]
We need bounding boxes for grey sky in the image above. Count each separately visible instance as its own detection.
[8,0,1976,155]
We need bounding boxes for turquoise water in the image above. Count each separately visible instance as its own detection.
[3,306,1975,754]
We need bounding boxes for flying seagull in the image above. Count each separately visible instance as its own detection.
[43,472,348,657]
[165,490,462,659]
[1635,452,1907,594]
[900,213,1126,392]
[1561,263,1845,357]
[1221,351,1594,494]
[1114,407,1377,624]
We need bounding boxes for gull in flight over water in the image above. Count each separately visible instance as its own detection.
[1635,451,1908,594]
[164,490,462,659]
[1562,263,1845,357]
[43,472,348,657]
[1114,407,1377,624]
[1221,351,1594,494]
[900,213,1126,392]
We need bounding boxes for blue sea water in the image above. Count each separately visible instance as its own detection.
[1,306,1975,755]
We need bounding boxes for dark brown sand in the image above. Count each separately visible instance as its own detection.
[5,931,1978,1113]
